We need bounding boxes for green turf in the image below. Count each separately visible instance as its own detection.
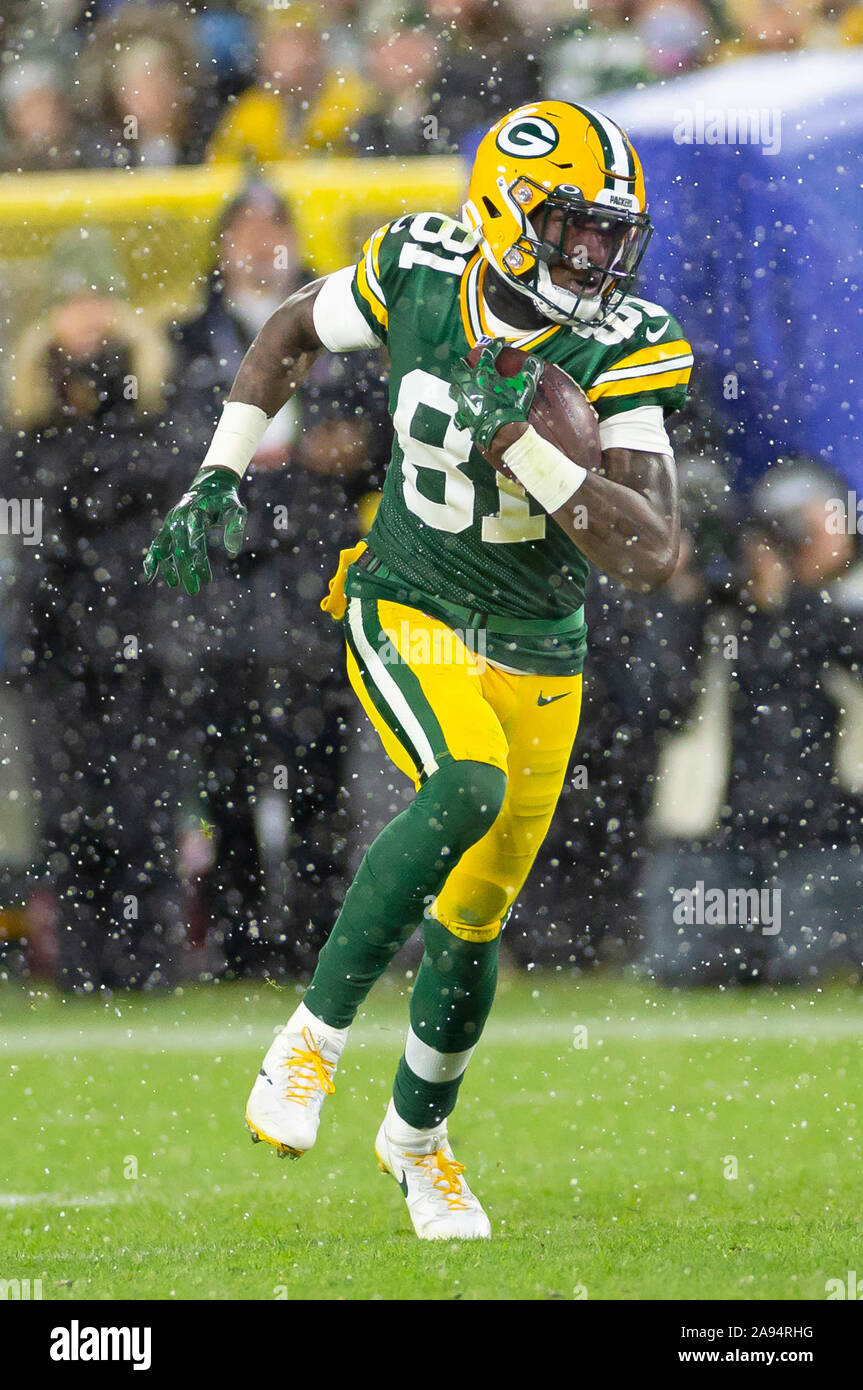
[1,972,861,1300]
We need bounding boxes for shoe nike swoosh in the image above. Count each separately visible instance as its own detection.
[398,1172,409,1197]
[537,691,570,706]
[259,1068,274,1086]
[645,320,669,343]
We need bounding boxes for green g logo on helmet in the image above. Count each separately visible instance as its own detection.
[495,115,559,158]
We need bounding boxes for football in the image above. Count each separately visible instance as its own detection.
[464,342,602,473]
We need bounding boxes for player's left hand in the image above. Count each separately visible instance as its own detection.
[449,337,543,451]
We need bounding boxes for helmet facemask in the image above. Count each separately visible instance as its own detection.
[496,179,653,327]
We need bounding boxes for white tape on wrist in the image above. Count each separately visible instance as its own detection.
[196,401,271,480]
[501,425,588,513]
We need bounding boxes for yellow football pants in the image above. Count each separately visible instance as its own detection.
[341,593,582,943]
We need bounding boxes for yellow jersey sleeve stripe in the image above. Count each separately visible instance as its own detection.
[364,225,388,307]
[589,351,694,388]
[587,365,692,401]
[355,259,388,332]
[599,338,692,375]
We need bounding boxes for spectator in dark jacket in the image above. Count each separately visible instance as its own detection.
[513,563,706,968]
[77,3,214,168]
[427,0,540,151]
[355,25,445,157]
[512,409,730,968]
[644,458,863,985]
[170,183,391,977]
[2,230,184,991]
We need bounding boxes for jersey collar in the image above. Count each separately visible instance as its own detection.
[459,252,562,353]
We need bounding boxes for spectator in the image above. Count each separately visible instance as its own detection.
[303,0,368,70]
[543,1,650,103]
[426,0,540,151]
[513,401,735,968]
[720,0,810,58]
[0,57,80,172]
[637,0,715,80]
[173,180,312,412]
[207,9,370,162]
[170,184,391,976]
[355,23,444,156]
[643,458,863,986]
[515,544,707,969]
[2,228,184,992]
[78,2,211,168]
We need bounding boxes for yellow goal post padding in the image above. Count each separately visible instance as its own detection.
[0,157,466,333]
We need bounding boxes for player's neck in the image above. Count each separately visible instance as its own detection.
[481,266,550,333]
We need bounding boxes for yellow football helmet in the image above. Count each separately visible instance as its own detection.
[463,101,652,327]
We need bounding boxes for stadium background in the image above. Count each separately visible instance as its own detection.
[1,0,862,990]
[1,0,863,1308]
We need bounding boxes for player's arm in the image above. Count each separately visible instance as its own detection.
[496,428,679,592]
[450,337,681,594]
[144,264,384,594]
[143,280,327,594]
[227,277,324,416]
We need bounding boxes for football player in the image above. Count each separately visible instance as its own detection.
[145,102,693,1239]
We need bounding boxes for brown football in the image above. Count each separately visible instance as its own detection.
[464,342,601,474]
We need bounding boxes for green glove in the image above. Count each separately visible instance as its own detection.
[449,337,543,451]
[143,467,247,595]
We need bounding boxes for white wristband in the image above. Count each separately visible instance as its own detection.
[501,425,588,513]
[196,401,271,480]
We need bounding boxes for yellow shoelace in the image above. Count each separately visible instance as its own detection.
[281,1027,335,1106]
[412,1149,469,1211]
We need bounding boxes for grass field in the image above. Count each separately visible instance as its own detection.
[1,972,861,1301]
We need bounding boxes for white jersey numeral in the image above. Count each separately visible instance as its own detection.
[589,301,644,345]
[397,213,469,277]
[394,369,547,545]
[394,370,475,533]
[481,479,546,543]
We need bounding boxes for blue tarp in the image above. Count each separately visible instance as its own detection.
[466,52,863,487]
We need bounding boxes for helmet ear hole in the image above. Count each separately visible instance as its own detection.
[482,196,502,219]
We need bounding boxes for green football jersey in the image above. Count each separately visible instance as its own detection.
[343,211,693,675]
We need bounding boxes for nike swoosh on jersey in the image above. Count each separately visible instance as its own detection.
[645,321,670,343]
[537,692,571,706]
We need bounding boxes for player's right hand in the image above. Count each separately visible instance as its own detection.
[143,467,247,595]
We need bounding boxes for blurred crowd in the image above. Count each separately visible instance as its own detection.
[0,181,390,988]
[2,171,861,993]
[1,0,863,995]
[1,1,863,172]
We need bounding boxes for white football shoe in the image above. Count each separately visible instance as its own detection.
[245,1001,348,1158]
[374,1100,491,1240]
